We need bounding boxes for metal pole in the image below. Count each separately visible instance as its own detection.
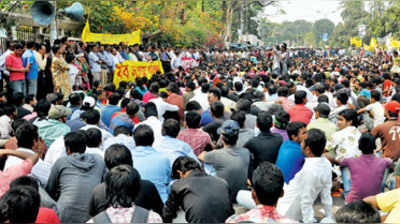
[50,0,57,45]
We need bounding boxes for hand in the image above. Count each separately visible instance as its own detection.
[36,138,47,159]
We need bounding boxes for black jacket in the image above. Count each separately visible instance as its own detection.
[162,170,234,223]
[244,131,283,178]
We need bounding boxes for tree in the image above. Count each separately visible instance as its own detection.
[313,19,335,46]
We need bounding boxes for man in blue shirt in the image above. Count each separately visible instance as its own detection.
[132,124,171,203]
[22,41,38,96]
[100,93,121,127]
[275,122,307,184]
[153,119,199,167]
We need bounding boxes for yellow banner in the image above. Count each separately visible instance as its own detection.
[350,37,362,48]
[81,20,141,45]
[113,60,164,87]
[391,39,400,49]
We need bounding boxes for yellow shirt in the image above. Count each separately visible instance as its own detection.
[377,189,400,223]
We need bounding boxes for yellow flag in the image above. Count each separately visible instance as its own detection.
[370,38,377,49]
[350,37,362,48]
[391,39,400,49]
[81,20,90,41]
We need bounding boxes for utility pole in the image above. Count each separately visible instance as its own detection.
[49,0,57,45]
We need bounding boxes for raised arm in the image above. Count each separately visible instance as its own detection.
[0,149,39,165]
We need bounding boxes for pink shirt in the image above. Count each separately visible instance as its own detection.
[177,128,213,155]
[288,104,313,125]
[142,92,158,103]
[5,53,25,81]
[0,159,33,197]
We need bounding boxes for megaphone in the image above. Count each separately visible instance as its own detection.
[30,0,56,26]
[31,1,84,26]
[60,2,84,21]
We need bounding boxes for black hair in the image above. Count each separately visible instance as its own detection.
[162,119,181,138]
[108,93,121,105]
[105,165,141,208]
[274,110,290,130]
[370,90,381,101]
[12,92,25,106]
[64,130,87,154]
[339,109,359,127]
[83,109,100,125]
[294,90,307,105]
[317,95,329,104]
[171,156,201,179]
[143,102,158,118]
[277,87,289,97]
[149,82,160,94]
[287,122,306,141]
[104,144,133,169]
[133,124,154,146]
[209,88,221,100]
[210,101,224,118]
[86,128,102,148]
[16,123,38,149]
[52,44,61,54]
[0,186,40,223]
[304,129,326,157]
[236,99,252,113]
[33,99,50,118]
[185,111,201,129]
[234,82,243,92]
[358,132,376,154]
[25,94,35,104]
[120,98,131,109]
[9,176,39,192]
[65,53,75,63]
[220,86,229,97]
[257,111,273,132]
[337,92,349,105]
[335,200,380,223]
[186,81,196,91]
[251,162,284,206]
[201,82,210,93]
[231,110,246,128]
[14,43,24,50]
[126,102,139,116]
[3,104,16,117]
[185,101,202,111]
[114,126,132,136]
[69,93,82,106]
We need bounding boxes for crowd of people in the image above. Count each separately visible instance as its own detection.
[0,37,400,223]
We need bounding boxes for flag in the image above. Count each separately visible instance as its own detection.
[350,37,362,48]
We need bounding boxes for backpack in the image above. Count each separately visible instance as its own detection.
[93,206,149,223]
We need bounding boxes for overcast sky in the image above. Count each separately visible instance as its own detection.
[263,0,343,24]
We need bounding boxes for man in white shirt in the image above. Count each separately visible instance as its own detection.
[0,40,14,90]
[136,102,163,145]
[190,83,210,111]
[4,123,51,186]
[88,45,102,82]
[0,105,16,140]
[149,93,179,123]
[358,90,385,127]
[103,126,135,154]
[80,110,113,148]
[277,129,334,223]
[85,128,104,158]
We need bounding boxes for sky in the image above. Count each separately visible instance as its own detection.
[263,0,343,24]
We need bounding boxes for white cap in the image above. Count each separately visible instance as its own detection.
[82,96,95,108]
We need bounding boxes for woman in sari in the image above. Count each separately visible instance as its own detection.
[51,45,71,100]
